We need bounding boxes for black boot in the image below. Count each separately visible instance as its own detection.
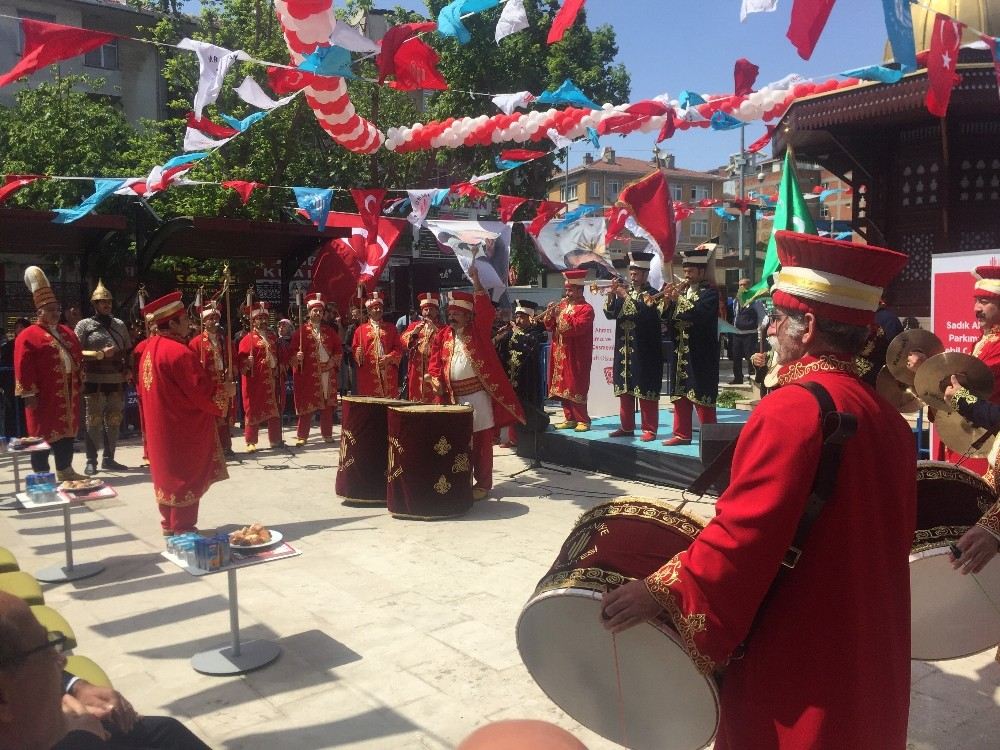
[84,460,99,476]
[101,456,129,471]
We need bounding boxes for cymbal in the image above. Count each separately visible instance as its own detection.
[912,351,994,413]
[885,329,944,385]
[876,367,921,413]
[933,409,997,458]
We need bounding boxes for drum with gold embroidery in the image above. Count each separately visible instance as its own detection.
[386,404,474,520]
[516,497,719,750]
[335,397,413,506]
[911,460,1000,660]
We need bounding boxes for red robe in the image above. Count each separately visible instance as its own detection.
[400,319,441,403]
[237,329,286,426]
[291,322,341,413]
[645,354,915,749]
[544,299,594,404]
[352,321,403,398]
[942,324,1000,475]
[139,334,228,509]
[189,330,234,425]
[427,291,526,429]
[13,323,82,441]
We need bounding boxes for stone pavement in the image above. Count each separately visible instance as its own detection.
[1,431,997,750]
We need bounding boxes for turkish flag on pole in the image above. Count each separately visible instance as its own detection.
[548,0,586,44]
[604,205,630,246]
[351,189,387,242]
[786,0,837,60]
[926,14,965,117]
[618,171,677,261]
[376,21,437,83]
[0,20,116,87]
[310,213,406,306]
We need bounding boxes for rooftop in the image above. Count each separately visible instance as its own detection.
[563,153,724,181]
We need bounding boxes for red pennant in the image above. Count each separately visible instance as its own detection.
[451,182,487,199]
[786,0,836,60]
[376,21,437,83]
[656,109,676,143]
[697,198,722,207]
[222,180,264,205]
[548,0,586,44]
[388,38,448,91]
[0,174,44,203]
[618,172,676,260]
[926,14,964,117]
[672,202,695,222]
[747,125,776,154]
[499,195,530,222]
[626,101,669,117]
[731,198,753,213]
[187,112,239,138]
[266,65,317,94]
[604,205,630,246]
[500,149,547,162]
[733,58,760,97]
[0,20,115,88]
[527,200,567,237]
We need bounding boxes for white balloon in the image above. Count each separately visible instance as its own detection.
[491,129,503,143]
[384,137,397,150]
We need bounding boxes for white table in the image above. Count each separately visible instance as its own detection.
[6,440,50,494]
[18,489,106,583]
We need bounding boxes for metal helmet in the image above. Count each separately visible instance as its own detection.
[90,279,113,302]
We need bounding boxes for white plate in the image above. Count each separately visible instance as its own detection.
[229,529,282,551]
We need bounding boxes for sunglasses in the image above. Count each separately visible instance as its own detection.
[1,631,68,669]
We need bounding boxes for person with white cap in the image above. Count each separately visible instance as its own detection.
[400,292,443,403]
[291,293,342,445]
[352,292,403,398]
[602,231,916,750]
[14,267,87,481]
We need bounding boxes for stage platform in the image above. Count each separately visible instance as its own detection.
[516,407,752,491]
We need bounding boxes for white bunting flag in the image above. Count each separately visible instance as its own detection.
[178,38,250,117]
[406,189,438,240]
[546,128,573,149]
[496,0,529,43]
[183,127,235,152]
[740,0,779,23]
[329,20,381,53]
[491,90,535,115]
[233,76,298,110]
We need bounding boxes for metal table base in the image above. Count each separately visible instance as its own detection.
[34,503,105,583]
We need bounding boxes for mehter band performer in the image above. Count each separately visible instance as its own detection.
[662,243,720,447]
[189,302,234,456]
[545,270,594,432]
[604,251,663,441]
[14,267,85,480]
[496,299,545,447]
[237,303,287,452]
[139,292,232,535]
[602,231,915,750]
[428,265,525,500]
[400,292,442,403]
[353,292,403,398]
[292,293,342,446]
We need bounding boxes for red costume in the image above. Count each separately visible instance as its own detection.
[237,317,286,448]
[352,319,403,398]
[189,320,234,453]
[428,290,525,492]
[291,314,342,443]
[14,322,82,442]
[139,293,229,535]
[545,276,593,428]
[132,335,152,461]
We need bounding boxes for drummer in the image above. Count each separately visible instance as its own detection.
[426,265,525,501]
[600,231,915,749]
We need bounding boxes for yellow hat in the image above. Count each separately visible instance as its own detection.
[90,279,113,302]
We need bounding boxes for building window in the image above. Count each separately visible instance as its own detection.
[590,180,600,198]
[18,10,56,53]
[670,184,682,201]
[85,39,119,70]
[821,205,831,219]
[608,179,621,195]
[566,182,578,201]
[694,185,710,201]
[690,220,709,237]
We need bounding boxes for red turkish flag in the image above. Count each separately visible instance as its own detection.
[351,189,387,241]
[376,21,437,83]
[604,205,630,246]
[310,212,407,305]
[187,112,238,138]
[618,171,677,260]
[451,182,487,199]
[266,66,317,94]
[499,195,530,222]
[548,0,586,44]
[672,202,695,222]
[926,14,964,117]
[389,38,448,91]
[786,0,836,60]
[0,174,44,203]
[656,109,677,142]
[0,20,115,87]
[733,58,760,96]
[527,200,566,237]
[222,180,264,205]
[500,149,547,162]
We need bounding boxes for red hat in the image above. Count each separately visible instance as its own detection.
[973,266,1000,300]
[200,302,221,321]
[365,292,385,309]
[771,231,908,326]
[417,292,441,308]
[244,302,270,319]
[448,290,475,313]
[305,292,325,310]
[144,291,185,325]
[562,269,588,285]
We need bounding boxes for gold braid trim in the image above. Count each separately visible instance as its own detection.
[949,386,979,411]
[978,499,1000,537]
[775,354,858,386]
[645,555,717,676]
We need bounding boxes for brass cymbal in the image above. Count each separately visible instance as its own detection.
[933,409,997,458]
[885,329,944,385]
[875,367,921,413]
[912,351,994,413]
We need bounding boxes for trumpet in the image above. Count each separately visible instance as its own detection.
[533,299,563,323]
[644,276,689,305]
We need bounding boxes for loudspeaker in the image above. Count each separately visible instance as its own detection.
[698,422,744,493]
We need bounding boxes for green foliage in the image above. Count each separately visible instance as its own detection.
[716,389,744,409]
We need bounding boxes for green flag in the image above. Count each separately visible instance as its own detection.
[747,148,817,299]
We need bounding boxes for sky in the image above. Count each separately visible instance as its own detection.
[184,1,893,173]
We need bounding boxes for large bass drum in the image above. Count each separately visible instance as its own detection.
[912,460,1000,660]
[516,497,719,750]
[335,396,412,506]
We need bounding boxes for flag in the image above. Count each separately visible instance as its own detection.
[711,111,744,130]
[376,22,437,83]
[234,76,298,110]
[177,39,249,118]
[221,111,268,132]
[499,195,529,222]
[496,0,529,42]
[438,0,503,45]
[881,0,917,71]
[786,0,837,60]
[329,20,381,53]
[926,14,964,118]
[0,20,115,88]
[186,113,238,139]
[585,126,600,148]
[841,65,903,84]
[747,125,775,154]
[740,0,778,23]
[558,204,602,228]
[293,188,335,231]
[501,149,547,162]
[496,156,527,171]
[530,216,612,271]
[527,200,566,237]
[492,91,535,115]
[748,148,817,298]
[267,66,317,94]
[734,58,760,96]
[222,180,263,205]
[310,213,406,307]
[672,202,695,221]
[0,174,44,203]
[656,109,677,142]
[183,128,235,152]
[604,205,630,245]
[351,189,387,245]
[406,188,437,239]
[536,79,599,109]
[548,0,586,44]
[389,38,448,91]
[617,171,676,260]
[298,45,354,78]
[53,179,125,224]
[425,220,511,301]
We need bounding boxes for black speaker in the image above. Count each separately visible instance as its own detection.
[698,422,744,493]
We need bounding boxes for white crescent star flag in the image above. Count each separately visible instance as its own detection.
[178,38,250,118]
[496,0,529,43]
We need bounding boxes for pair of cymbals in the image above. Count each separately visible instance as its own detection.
[912,351,995,413]
[885,329,945,386]
[932,409,997,458]
[875,368,921,413]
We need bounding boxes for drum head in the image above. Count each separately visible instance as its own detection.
[910,547,1000,660]
[517,589,718,750]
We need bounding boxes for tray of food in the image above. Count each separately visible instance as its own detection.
[59,479,105,492]
[229,523,282,550]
